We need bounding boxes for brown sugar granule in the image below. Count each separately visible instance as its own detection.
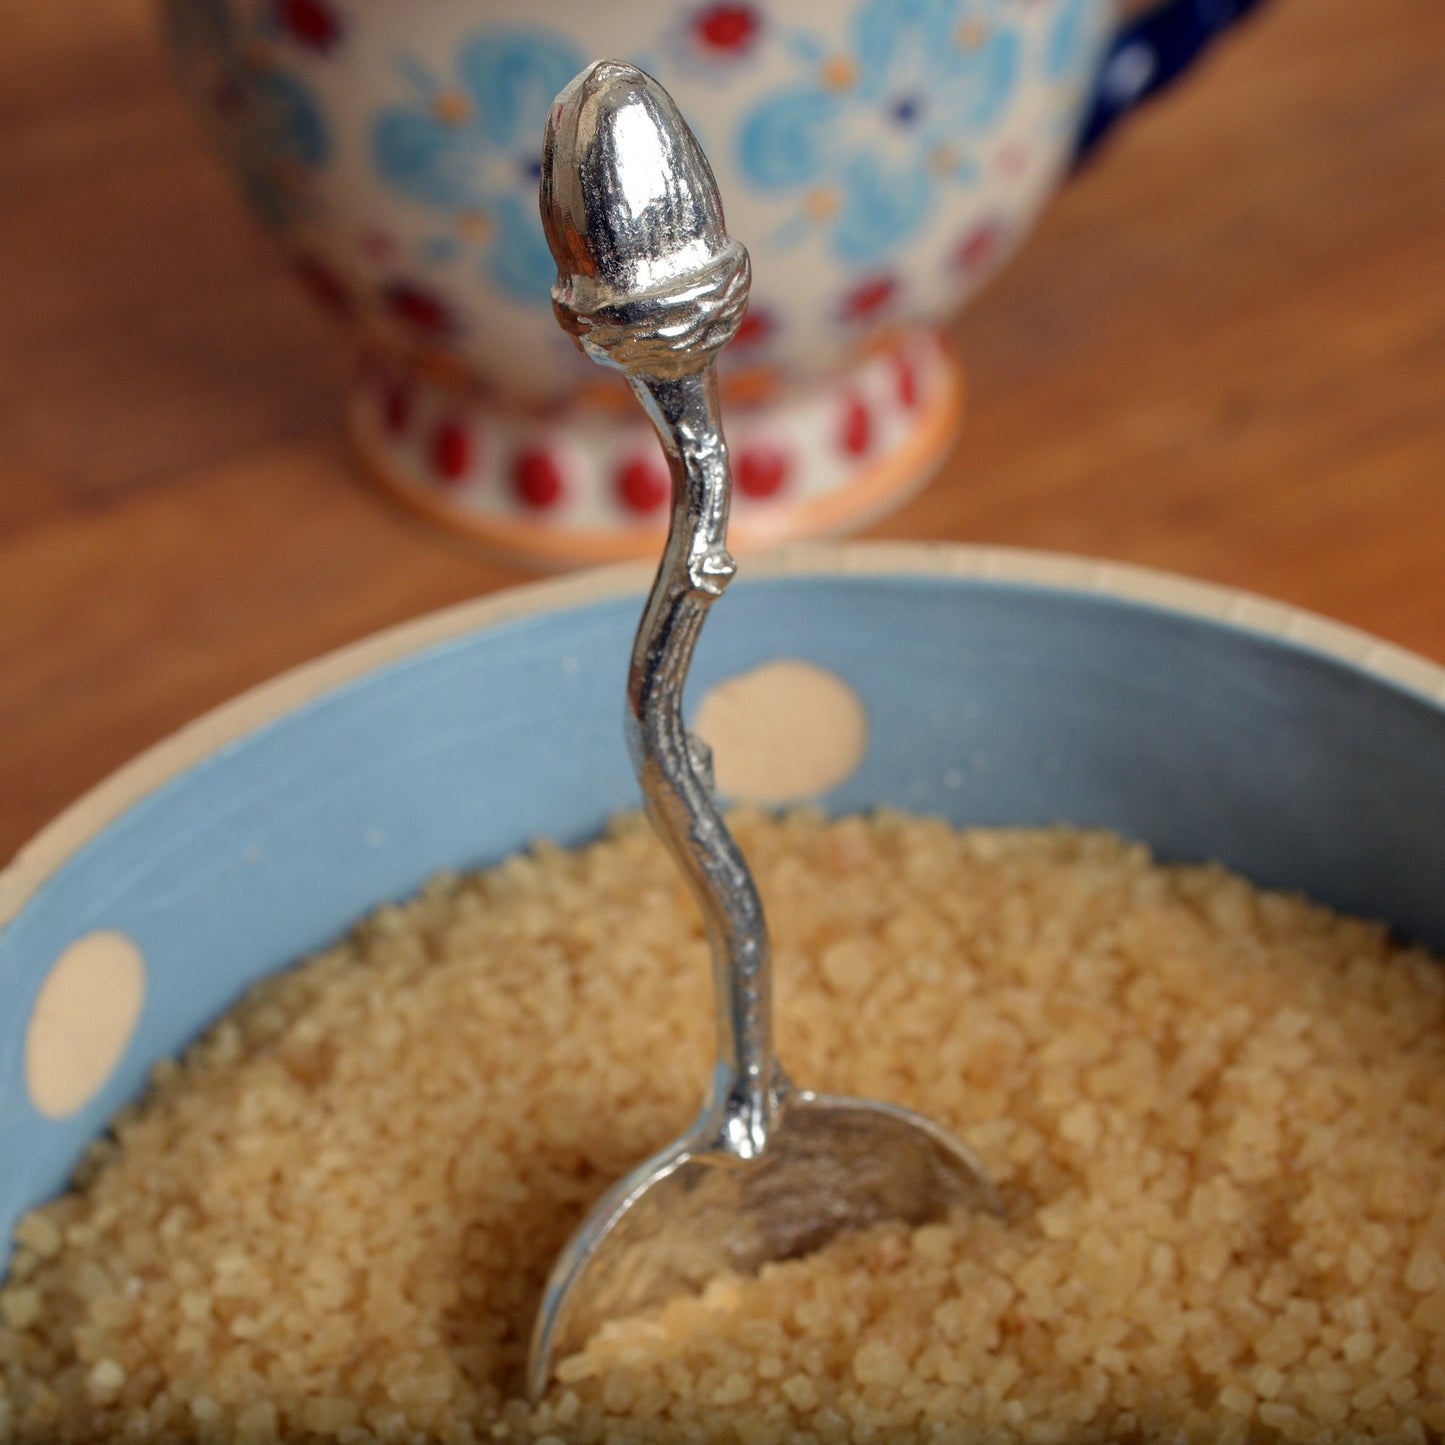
[3,810,1445,1443]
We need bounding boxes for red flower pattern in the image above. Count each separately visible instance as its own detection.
[616,457,670,514]
[383,282,455,336]
[431,422,470,484]
[841,397,871,457]
[895,352,919,409]
[292,253,351,317]
[276,0,344,52]
[841,275,897,322]
[731,308,774,350]
[737,446,789,499]
[694,5,760,53]
[954,219,1007,275]
[382,382,411,437]
[513,450,565,510]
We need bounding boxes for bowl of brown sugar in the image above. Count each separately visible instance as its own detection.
[3,542,1445,1444]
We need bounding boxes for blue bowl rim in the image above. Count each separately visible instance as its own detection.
[4,540,1443,937]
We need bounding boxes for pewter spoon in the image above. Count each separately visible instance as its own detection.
[527,60,999,1400]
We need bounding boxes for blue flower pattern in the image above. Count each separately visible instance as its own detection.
[256,68,329,168]
[161,0,329,231]
[372,30,583,303]
[738,0,1021,264]
[1045,0,1102,82]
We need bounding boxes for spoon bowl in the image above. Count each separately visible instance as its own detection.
[529,1089,998,1393]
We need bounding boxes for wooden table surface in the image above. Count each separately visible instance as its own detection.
[2,0,1442,866]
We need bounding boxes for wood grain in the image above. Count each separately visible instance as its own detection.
[2,0,1442,865]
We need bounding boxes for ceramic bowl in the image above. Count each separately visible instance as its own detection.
[160,0,1259,564]
[4,542,1445,1261]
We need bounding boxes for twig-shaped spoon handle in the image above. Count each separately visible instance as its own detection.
[542,60,782,1159]
[528,61,998,1400]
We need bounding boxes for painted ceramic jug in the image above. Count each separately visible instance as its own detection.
[163,0,1259,567]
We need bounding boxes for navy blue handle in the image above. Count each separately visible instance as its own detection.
[1076,0,1268,160]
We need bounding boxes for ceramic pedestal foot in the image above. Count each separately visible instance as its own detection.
[353,328,963,570]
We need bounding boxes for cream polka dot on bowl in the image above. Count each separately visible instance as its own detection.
[694,659,866,803]
[25,931,146,1118]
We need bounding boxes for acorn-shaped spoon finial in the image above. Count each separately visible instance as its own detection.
[540,60,750,378]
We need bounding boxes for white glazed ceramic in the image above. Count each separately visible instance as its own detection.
[160,0,1203,563]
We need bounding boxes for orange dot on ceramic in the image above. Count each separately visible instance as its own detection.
[805,187,839,221]
[929,142,959,176]
[433,90,471,126]
[457,210,493,242]
[25,931,147,1118]
[957,17,989,48]
[694,660,868,804]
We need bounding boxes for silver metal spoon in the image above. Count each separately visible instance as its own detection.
[527,60,1000,1400]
